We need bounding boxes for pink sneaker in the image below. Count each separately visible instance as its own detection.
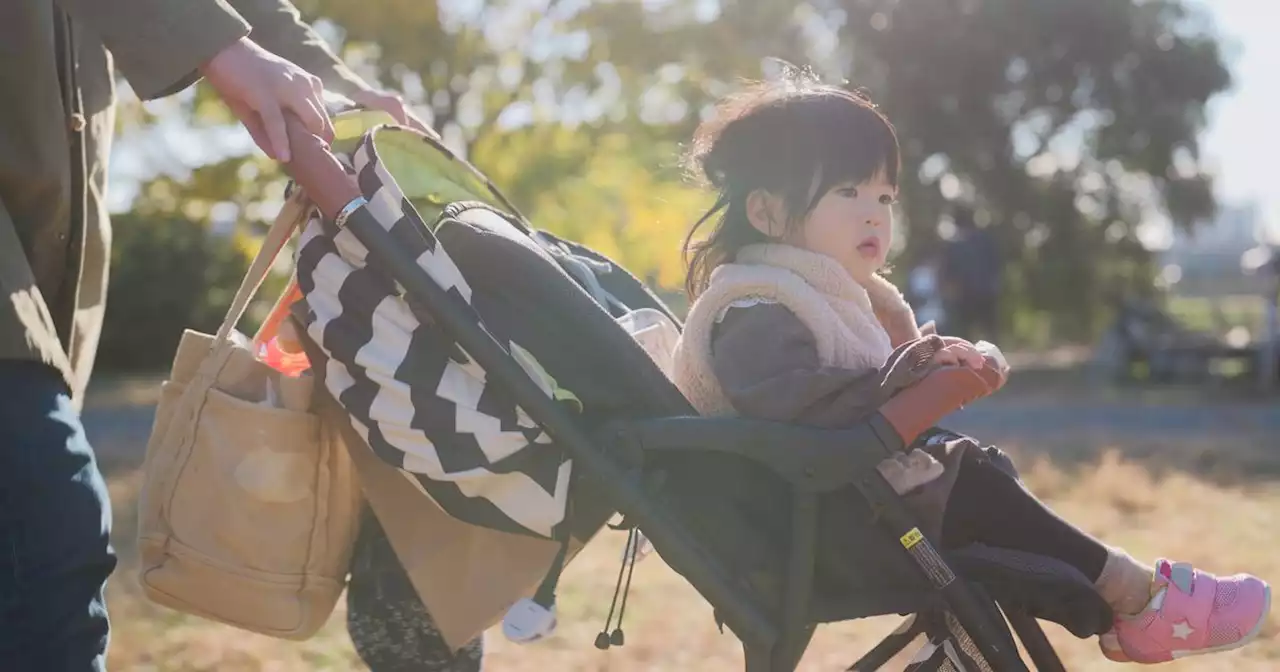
[1098,559,1271,664]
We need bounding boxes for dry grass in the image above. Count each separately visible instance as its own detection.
[101,440,1280,671]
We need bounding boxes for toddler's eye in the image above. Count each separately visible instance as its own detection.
[879,194,899,205]
[837,186,859,198]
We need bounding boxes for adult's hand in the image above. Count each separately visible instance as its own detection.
[200,37,334,163]
[348,87,440,139]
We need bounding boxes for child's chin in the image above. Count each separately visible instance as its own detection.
[845,265,878,283]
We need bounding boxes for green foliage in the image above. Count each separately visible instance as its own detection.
[103,0,1235,367]
[828,0,1231,340]
[98,212,254,372]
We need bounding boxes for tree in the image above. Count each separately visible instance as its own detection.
[103,0,1232,371]
[519,0,1232,340]
[98,208,256,372]
[830,0,1231,339]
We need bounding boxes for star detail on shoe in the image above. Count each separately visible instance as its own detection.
[1170,620,1195,640]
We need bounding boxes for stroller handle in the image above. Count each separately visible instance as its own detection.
[280,111,363,218]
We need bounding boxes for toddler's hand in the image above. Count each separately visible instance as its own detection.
[974,340,1010,377]
[932,339,986,370]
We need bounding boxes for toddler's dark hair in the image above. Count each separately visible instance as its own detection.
[681,68,901,298]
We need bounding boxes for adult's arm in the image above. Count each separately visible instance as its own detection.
[227,0,366,96]
[229,0,438,134]
[57,0,253,100]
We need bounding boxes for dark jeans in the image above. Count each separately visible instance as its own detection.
[0,360,116,671]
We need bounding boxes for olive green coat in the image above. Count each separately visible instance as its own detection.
[0,0,364,408]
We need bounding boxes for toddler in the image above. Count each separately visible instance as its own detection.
[669,71,1270,664]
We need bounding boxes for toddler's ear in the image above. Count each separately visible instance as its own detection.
[918,320,937,336]
[746,189,788,238]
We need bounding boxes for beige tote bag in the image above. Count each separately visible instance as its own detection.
[135,192,361,640]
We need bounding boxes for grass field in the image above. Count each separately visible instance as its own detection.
[91,375,1280,671]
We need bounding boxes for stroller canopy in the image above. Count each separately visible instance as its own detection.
[293,110,682,539]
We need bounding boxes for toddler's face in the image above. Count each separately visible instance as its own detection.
[788,170,897,283]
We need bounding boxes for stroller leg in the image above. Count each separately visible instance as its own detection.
[851,473,1028,671]
[1004,609,1066,672]
[847,614,927,671]
[783,625,817,670]
[775,493,819,669]
[744,643,773,672]
[743,624,813,672]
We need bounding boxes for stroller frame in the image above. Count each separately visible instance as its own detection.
[281,117,1069,671]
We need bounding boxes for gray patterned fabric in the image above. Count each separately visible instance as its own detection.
[293,126,576,540]
[346,509,484,671]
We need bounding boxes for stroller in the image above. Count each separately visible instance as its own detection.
[275,106,1113,671]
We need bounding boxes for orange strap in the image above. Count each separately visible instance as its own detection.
[253,277,303,348]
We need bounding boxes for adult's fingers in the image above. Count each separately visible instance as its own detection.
[396,100,442,139]
[399,110,429,134]
[307,75,335,142]
[403,108,439,138]
[364,91,439,139]
[305,96,335,144]
[280,112,362,216]
[241,116,271,159]
[282,82,333,144]
[226,98,275,161]
[379,96,415,128]
[259,100,290,163]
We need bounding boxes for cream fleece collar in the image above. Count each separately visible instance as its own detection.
[733,243,921,347]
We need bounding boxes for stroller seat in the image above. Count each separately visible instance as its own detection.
[279,110,1111,671]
